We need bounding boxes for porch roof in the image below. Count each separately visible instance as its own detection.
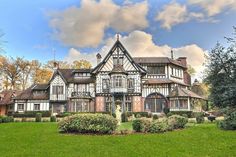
[169,86,206,100]
[143,78,190,86]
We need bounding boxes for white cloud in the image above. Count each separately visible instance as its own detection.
[155,2,204,30]
[110,1,148,32]
[48,0,148,47]
[64,31,207,79]
[188,0,236,16]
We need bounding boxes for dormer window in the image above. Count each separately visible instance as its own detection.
[74,72,90,78]
[147,66,165,74]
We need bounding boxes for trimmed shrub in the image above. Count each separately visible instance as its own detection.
[132,118,151,133]
[121,112,128,122]
[149,118,169,133]
[147,112,152,118]
[11,111,51,118]
[163,107,170,115]
[218,110,236,130]
[182,114,188,118]
[196,112,205,124]
[166,112,173,117]
[136,114,141,118]
[50,116,57,122]
[58,114,118,134]
[133,112,149,118]
[168,115,188,129]
[170,111,192,118]
[35,113,42,122]
[152,114,158,120]
[0,116,14,123]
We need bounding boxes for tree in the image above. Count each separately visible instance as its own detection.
[187,64,196,76]
[18,59,41,90]
[191,79,209,110]
[72,60,92,69]
[205,27,236,108]
[0,57,22,90]
[32,68,53,84]
[44,60,71,70]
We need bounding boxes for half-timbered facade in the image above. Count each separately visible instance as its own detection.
[13,39,203,114]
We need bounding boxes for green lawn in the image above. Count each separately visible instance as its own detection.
[0,123,235,157]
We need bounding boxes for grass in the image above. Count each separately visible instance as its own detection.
[0,123,235,157]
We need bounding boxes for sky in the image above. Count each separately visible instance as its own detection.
[0,0,236,79]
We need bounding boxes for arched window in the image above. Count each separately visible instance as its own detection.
[144,93,168,113]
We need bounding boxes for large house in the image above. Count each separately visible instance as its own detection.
[13,39,203,115]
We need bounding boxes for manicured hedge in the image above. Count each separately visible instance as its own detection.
[58,114,118,134]
[0,116,14,123]
[56,112,110,118]
[169,111,193,118]
[10,111,51,118]
[132,115,188,133]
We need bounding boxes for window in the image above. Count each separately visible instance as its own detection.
[52,86,63,94]
[128,78,134,89]
[125,96,132,112]
[17,104,24,111]
[113,76,123,88]
[102,79,110,90]
[113,57,123,66]
[147,66,165,74]
[34,104,40,111]
[105,97,112,112]
[74,101,89,112]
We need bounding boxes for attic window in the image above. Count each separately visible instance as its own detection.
[74,73,90,78]
[113,57,123,66]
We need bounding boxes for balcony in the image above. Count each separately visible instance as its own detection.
[71,92,91,98]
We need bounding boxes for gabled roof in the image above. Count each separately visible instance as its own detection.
[91,40,146,74]
[0,90,20,105]
[14,84,49,100]
[169,86,205,99]
[133,57,187,68]
[32,84,49,90]
[49,69,95,84]
[109,64,128,75]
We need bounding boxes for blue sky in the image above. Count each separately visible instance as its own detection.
[0,0,236,75]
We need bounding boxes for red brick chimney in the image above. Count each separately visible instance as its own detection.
[177,57,187,67]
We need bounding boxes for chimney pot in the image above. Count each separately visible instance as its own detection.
[96,53,102,65]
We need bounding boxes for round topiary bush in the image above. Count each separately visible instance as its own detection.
[35,113,42,122]
[149,118,169,133]
[152,114,158,120]
[168,115,188,129]
[132,118,151,133]
[50,116,57,122]
[196,112,205,124]
[58,114,118,134]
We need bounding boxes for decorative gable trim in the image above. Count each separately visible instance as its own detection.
[91,40,146,75]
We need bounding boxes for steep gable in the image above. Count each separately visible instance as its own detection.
[92,40,146,74]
